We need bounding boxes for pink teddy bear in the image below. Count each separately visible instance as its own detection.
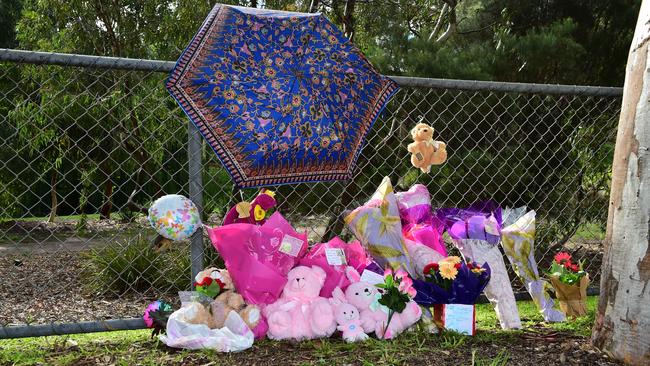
[330,287,369,343]
[263,265,336,341]
[341,267,422,339]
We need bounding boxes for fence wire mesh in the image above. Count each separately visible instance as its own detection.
[0,50,621,331]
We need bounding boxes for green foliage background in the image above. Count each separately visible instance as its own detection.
[0,0,636,251]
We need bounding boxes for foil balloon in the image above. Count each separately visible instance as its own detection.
[148,195,201,241]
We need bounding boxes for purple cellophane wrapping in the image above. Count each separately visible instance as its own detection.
[436,201,503,244]
[412,263,491,306]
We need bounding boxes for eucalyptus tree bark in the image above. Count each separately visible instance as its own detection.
[591,1,650,364]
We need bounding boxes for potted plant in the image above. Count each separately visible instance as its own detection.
[548,252,589,318]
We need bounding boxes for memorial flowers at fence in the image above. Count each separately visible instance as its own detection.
[376,268,417,339]
[143,300,174,338]
[412,256,491,335]
[548,252,589,318]
[414,256,491,306]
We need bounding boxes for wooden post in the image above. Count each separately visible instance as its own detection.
[591,1,650,365]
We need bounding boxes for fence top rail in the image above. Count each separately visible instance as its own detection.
[1,48,623,97]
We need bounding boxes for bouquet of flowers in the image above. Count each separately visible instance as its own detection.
[194,267,228,299]
[143,300,174,338]
[413,256,491,306]
[412,256,490,335]
[376,268,420,339]
[548,252,589,317]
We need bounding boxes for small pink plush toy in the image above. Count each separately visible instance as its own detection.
[342,267,422,339]
[330,287,369,343]
[263,266,337,341]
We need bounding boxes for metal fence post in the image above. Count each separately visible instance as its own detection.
[188,121,204,286]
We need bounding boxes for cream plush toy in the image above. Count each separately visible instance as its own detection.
[191,268,261,331]
[407,123,447,173]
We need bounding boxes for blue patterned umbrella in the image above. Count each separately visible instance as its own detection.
[167,4,398,188]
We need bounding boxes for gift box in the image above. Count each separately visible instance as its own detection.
[432,303,476,335]
[549,274,590,318]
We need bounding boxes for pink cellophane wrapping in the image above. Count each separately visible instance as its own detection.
[395,184,433,225]
[299,237,370,297]
[402,220,448,257]
[395,184,447,257]
[207,212,307,306]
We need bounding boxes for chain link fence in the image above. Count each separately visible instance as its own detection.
[0,49,622,337]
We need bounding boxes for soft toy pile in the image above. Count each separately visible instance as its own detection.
[147,179,568,352]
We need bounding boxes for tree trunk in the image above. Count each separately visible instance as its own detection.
[591,2,650,364]
[98,144,113,220]
[48,169,58,223]
[99,178,113,220]
[342,0,356,40]
[308,0,319,13]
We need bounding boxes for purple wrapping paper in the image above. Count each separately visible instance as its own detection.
[436,201,503,244]
[395,184,434,225]
[412,263,491,306]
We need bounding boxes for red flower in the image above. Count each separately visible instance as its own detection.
[568,263,580,272]
[554,252,572,265]
[423,263,439,275]
[215,278,226,290]
[454,263,462,269]
[195,277,213,287]
[467,263,474,269]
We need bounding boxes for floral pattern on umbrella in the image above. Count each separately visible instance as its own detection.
[167,4,398,187]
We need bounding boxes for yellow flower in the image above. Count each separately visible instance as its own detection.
[442,256,461,265]
[439,262,458,280]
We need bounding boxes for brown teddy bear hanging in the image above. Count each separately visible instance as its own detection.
[407,122,447,173]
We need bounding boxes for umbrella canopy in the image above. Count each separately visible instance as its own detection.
[167,4,398,188]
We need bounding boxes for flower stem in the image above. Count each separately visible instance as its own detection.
[383,309,395,340]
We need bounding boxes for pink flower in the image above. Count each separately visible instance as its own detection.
[395,269,409,280]
[554,252,572,265]
[384,268,394,278]
[407,287,417,297]
[398,276,416,297]
[143,301,160,328]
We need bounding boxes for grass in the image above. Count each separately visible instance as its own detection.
[0,296,600,366]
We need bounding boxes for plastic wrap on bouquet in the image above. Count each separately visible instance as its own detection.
[405,239,446,278]
[299,237,370,297]
[207,212,308,305]
[413,262,491,306]
[501,210,565,322]
[345,177,415,276]
[403,219,447,257]
[437,201,503,245]
[453,239,521,329]
[160,303,254,351]
[395,184,434,225]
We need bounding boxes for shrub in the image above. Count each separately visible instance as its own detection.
[83,234,224,297]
